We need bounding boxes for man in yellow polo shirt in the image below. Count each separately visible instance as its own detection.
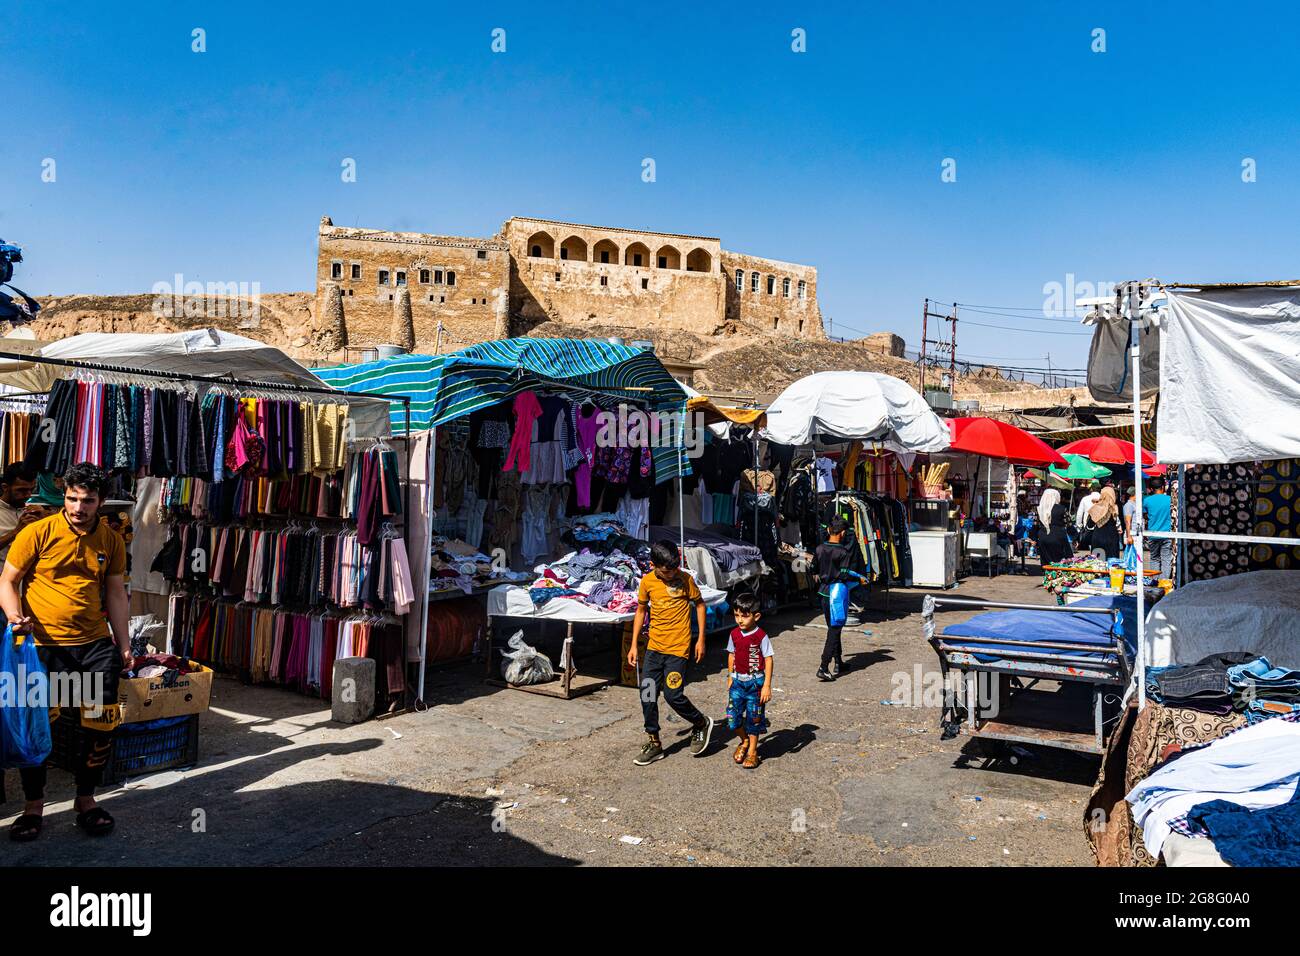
[2,462,130,842]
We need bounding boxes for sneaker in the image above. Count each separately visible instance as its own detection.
[689,716,714,756]
[632,736,665,766]
[816,667,836,682]
[834,659,849,676]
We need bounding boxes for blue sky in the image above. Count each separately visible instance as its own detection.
[3,1,1297,370]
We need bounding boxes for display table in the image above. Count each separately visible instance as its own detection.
[909,530,958,588]
[483,580,728,700]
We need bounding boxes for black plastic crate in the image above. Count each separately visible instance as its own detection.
[50,711,200,786]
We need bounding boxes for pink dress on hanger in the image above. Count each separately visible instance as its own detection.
[574,405,602,508]
[502,391,543,474]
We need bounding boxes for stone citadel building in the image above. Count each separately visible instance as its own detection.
[315,215,823,353]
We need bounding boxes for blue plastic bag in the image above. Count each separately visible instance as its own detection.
[1122,544,1139,573]
[0,625,53,768]
[827,582,850,627]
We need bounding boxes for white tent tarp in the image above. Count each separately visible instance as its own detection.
[0,329,390,438]
[760,370,951,452]
[1158,288,1300,464]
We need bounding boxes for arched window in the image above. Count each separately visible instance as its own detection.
[750,272,759,293]
[767,275,775,295]
[656,245,681,269]
[560,236,588,262]
[686,248,712,272]
[782,277,790,298]
[593,239,619,265]
[735,269,743,292]
[525,232,555,258]
[625,242,650,268]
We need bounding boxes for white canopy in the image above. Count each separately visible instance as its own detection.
[1157,287,1300,464]
[760,370,951,452]
[0,329,390,438]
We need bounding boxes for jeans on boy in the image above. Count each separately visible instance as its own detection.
[639,649,704,735]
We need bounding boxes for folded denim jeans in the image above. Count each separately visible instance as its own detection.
[1229,657,1300,690]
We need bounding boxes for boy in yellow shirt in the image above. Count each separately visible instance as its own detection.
[627,541,713,765]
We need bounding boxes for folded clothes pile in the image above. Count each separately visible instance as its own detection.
[1126,713,1300,861]
[430,535,530,594]
[531,547,645,610]
[1146,651,1300,722]
[560,514,651,561]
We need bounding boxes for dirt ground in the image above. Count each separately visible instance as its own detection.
[3,570,1102,867]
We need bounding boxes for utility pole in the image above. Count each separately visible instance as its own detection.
[918,299,928,391]
[918,298,958,395]
[950,302,958,390]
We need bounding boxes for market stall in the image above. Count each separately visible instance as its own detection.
[761,370,950,604]
[319,338,710,700]
[0,330,414,722]
[941,417,1066,578]
[1079,281,1300,866]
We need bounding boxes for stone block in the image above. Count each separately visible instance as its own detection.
[331,656,376,723]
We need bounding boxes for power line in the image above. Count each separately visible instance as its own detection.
[956,306,1084,324]
[959,317,1093,336]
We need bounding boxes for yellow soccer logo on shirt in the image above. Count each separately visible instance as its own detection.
[665,671,683,689]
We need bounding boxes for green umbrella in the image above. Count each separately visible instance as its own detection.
[1049,453,1111,481]
[1022,467,1072,491]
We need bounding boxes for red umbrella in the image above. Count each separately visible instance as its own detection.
[946,417,1068,467]
[1057,436,1157,467]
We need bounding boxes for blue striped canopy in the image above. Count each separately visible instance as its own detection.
[427,337,687,427]
[313,353,444,432]
[313,339,691,481]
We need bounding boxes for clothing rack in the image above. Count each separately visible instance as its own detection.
[2,347,426,713]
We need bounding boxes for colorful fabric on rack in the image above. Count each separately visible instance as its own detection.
[167,593,405,699]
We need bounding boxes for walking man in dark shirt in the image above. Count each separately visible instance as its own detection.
[814,518,866,681]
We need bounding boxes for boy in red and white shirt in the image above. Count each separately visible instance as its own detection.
[725,591,774,770]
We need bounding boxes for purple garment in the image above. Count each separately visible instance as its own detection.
[357,450,380,546]
[285,615,311,691]
[574,407,601,507]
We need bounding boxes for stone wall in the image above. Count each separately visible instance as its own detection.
[314,218,508,353]
[504,217,726,335]
[862,331,906,356]
[720,250,822,338]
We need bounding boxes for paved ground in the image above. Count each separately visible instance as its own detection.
[3,570,1101,866]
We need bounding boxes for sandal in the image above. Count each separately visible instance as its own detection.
[74,807,115,837]
[733,740,748,764]
[9,814,43,842]
[742,749,761,770]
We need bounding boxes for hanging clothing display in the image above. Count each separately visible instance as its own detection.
[167,594,405,700]
[1250,458,1300,571]
[1184,463,1257,582]
[24,378,353,482]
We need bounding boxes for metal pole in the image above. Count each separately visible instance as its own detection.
[1176,463,1187,588]
[1129,283,1147,711]
[416,422,435,706]
[678,401,686,559]
[919,298,929,392]
[950,303,958,389]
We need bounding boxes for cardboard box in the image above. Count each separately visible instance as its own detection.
[619,623,650,688]
[82,660,214,730]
